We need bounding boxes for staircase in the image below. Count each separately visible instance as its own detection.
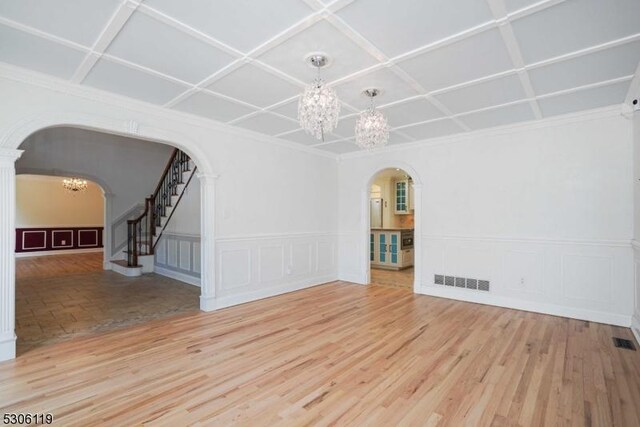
[110,148,197,277]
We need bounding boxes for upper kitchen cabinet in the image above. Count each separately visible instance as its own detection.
[394,178,414,214]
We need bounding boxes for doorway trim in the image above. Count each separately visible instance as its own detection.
[361,162,423,293]
[0,112,218,361]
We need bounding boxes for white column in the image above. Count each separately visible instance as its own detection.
[412,183,423,293]
[102,192,114,270]
[0,148,23,362]
[197,172,218,311]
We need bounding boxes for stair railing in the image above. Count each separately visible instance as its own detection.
[126,149,193,267]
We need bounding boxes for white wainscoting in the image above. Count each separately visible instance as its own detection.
[338,232,634,326]
[632,241,640,344]
[154,232,201,286]
[215,232,338,309]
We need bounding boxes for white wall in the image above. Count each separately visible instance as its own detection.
[339,110,635,326]
[16,174,103,227]
[0,70,339,320]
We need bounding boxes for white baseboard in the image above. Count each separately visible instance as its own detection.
[338,272,366,285]
[0,334,16,363]
[15,248,103,258]
[418,285,631,327]
[632,313,640,345]
[200,294,216,312]
[154,266,201,287]
[215,274,338,310]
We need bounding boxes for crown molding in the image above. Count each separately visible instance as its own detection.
[338,104,626,160]
[0,63,338,160]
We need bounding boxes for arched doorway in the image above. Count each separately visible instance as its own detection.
[360,164,423,293]
[0,114,218,361]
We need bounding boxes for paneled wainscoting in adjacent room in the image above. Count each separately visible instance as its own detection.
[154,232,201,287]
[339,232,634,326]
[15,226,103,256]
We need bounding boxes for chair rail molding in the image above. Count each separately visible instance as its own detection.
[0,148,23,361]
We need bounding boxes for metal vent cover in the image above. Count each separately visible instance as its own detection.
[613,337,636,351]
[434,275,489,292]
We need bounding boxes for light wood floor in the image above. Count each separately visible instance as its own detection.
[15,253,199,354]
[2,281,640,426]
[370,266,414,289]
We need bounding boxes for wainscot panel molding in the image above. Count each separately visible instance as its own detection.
[419,235,634,327]
[338,232,634,327]
[215,232,338,308]
[154,233,201,285]
[632,240,640,343]
[16,226,103,253]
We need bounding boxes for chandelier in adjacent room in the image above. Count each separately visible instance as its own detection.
[62,177,88,193]
[298,53,340,141]
[355,88,390,149]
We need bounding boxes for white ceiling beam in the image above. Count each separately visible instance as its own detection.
[485,0,542,119]
[71,1,139,83]
[625,61,640,105]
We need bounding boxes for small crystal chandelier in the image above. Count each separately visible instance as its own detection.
[62,177,88,193]
[298,53,340,141]
[355,88,390,149]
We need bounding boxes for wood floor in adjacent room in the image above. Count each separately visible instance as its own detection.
[15,253,200,354]
[2,282,640,426]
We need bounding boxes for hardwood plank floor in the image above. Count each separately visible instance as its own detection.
[15,253,199,355]
[2,281,640,425]
[370,266,414,289]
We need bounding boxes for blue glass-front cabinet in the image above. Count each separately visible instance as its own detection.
[370,231,401,267]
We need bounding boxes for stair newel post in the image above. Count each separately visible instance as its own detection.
[127,219,137,267]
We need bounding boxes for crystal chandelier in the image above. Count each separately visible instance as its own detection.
[355,89,390,149]
[298,54,340,141]
[62,177,88,193]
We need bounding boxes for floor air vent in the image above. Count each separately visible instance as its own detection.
[434,275,490,292]
[613,337,636,351]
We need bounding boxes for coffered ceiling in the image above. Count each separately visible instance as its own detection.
[0,0,638,154]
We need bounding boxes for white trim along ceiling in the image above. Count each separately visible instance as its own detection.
[0,0,638,154]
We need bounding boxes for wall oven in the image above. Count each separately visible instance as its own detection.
[401,230,414,250]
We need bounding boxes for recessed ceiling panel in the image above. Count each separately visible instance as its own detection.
[0,24,85,78]
[172,91,256,122]
[400,119,464,141]
[279,129,342,145]
[258,20,378,83]
[512,0,640,64]
[333,115,358,139]
[106,12,235,84]
[538,81,630,117]
[206,63,300,108]
[318,141,360,154]
[336,0,494,57]
[143,0,312,53]
[379,98,444,127]
[528,40,640,95]
[434,74,527,114]
[84,59,189,105]
[398,29,514,92]
[270,99,299,120]
[233,113,298,136]
[458,102,535,130]
[335,68,420,110]
[0,0,120,46]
